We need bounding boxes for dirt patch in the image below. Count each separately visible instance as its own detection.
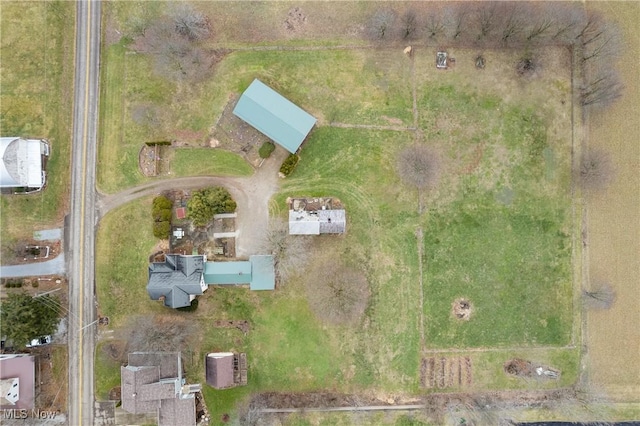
[138,144,172,176]
[421,356,472,389]
[210,95,268,167]
[451,298,472,321]
[283,7,307,34]
[102,340,127,362]
[108,386,121,401]
[504,358,561,380]
[213,320,250,334]
[1,240,62,265]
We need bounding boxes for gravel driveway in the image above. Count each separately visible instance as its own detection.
[97,147,290,257]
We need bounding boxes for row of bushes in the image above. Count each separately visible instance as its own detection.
[279,154,300,177]
[152,195,173,239]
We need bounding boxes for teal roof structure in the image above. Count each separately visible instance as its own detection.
[249,255,275,291]
[233,79,317,154]
[204,261,252,285]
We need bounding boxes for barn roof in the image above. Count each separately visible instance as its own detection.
[0,137,47,189]
[233,79,316,154]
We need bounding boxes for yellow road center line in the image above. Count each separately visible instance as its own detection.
[78,1,92,424]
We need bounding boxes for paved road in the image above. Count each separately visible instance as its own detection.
[0,254,65,278]
[68,1,101,425]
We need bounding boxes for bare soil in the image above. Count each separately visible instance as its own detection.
[421,357,472,389]
[452,298,472,321]
[1,240,62,265]
[210,95,269,167]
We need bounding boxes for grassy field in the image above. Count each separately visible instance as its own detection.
[170,148,253,177]
[95,3,580,423]
[0,1,74,249]
[583,1,640,402]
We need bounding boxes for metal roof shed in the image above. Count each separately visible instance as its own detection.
[233,79,317,154]
[249,255,275,291]
[204,261,252,285]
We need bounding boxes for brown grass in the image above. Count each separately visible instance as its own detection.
[584,1,640,402]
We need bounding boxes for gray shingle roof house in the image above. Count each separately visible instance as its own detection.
[289,209,346,235]
[0,354,35,410]
[148,255,276,309]
[121,352,200,426]
[0,137,50,193]
[147,254,207,309]
[232,79,317,154]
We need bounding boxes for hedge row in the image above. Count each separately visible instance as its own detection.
[279,154,299,177]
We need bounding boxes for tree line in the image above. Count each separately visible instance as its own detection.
[365,2,623,109]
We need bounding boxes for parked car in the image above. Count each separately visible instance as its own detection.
[26,336,51,348]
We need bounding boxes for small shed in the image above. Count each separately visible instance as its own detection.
[233,79,317,154]
[206,352,248,389]
[205,353,235,389]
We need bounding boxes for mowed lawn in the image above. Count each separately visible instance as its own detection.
[98,18,413,193]
[0,1,74,246]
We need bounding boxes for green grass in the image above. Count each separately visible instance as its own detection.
[415,85,573,349]
[94,342,123,400]
[95,197,166,327]
[170,148,253,177]
[0,1,74,244]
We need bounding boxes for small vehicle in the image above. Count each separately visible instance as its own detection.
[26,336,51,348]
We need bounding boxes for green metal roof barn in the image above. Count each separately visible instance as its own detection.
[233,79,317,154]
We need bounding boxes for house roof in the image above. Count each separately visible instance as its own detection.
[233,79,316,154]
[289,209,346,235]
[0,137,47,189]
[0,354,34,410]
[128,352,181,379]
[147,255,205,308]
[159,397,196,426]
[203,256,275,290]
[249,255,275,290]
[204,261,252,285]
[121,352,196,426]
[205,353,235,389]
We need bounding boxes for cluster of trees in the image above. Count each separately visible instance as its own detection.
[0,292,60,346]
[366,3,623,108]
[152,195,173,239]
[304,261,371,325]
[187,186,236,227]
[131,3,214,81]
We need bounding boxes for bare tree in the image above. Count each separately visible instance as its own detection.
[397,144,441,190]
[133,18,216,82]
[124,315,196,354]
[425,12,445,41]
[366,7,397,41]
[170,3,210,41]
[550,4,584,43]
[399,9,419,41]
[580,68,623,108]
[443,5,469,42]
[304,261,370,325]
[497,3,525,46]
[578,148,615,189]
[583,282,616,310]
[523,5,554,44]
[260,218,312,284]
[474,3,498,43]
